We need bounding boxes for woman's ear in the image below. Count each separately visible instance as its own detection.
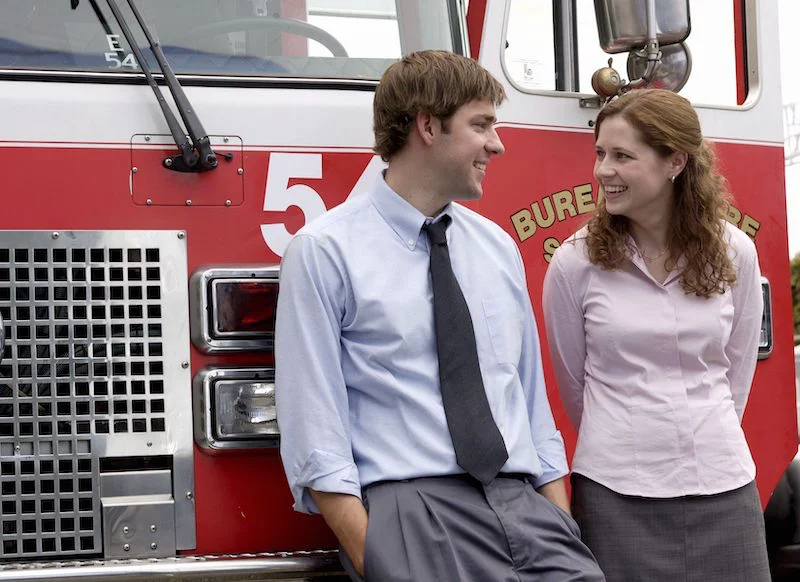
[671,150,688,178]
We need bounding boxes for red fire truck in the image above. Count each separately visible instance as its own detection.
[0,0,794,579]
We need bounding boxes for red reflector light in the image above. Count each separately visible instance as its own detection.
[190,266,280,353]
[211,280,278,337]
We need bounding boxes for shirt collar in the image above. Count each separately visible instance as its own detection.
[370,172,453,250]
[627,235,686,287]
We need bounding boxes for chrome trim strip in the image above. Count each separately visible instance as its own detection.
[0,550,344,581]
[0,69,380,88]
[758,275,773,360]
[308,9,396,20]
[447,0,468,56]
[553,0,578,92]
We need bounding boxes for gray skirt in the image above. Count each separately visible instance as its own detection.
[571,474,770,582]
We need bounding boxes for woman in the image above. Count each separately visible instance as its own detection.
[542,88,770,581]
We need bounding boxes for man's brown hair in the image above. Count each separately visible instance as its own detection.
[373,50,506,161]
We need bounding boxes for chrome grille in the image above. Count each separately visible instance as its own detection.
[0,231,195,560]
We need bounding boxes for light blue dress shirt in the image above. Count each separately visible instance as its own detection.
[275,174,568,514]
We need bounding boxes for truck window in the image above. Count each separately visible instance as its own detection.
[504,0,743,106]
[0,0,458,80]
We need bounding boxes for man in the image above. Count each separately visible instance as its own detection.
[275,50,604,581]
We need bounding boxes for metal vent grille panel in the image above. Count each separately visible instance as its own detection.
[0,231,195,560]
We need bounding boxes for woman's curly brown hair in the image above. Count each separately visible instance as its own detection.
[586,88,736,297]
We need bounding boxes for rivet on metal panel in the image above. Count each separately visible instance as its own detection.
[123,544,131,552]
[177,232,186,239]
[185,200,192,206]
[132,167,138,174]
[181,361,189,369]
[51,232,60,240]
[150,525,157,533]
[14,444,20,453]
[225,200,232,207]
[146,441,153,447]
[223,137,230,143]
[144,136,151,142]
[237,168,244,175]
[122,526,130,535]
[165,158,174,168]
[185,491,194,500]
[146,199,153,206]
[151,542,158,550]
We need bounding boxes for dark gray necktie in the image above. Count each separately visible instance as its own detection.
[423,216,509,484]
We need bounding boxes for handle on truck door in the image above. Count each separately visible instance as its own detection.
[0,311,4,365]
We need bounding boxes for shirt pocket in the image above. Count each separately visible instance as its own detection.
[481,298,523,366]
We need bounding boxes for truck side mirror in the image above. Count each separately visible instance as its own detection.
[588,0,692,99]
[594,0,690,54]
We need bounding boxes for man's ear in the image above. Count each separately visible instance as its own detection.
[415,112,438,146]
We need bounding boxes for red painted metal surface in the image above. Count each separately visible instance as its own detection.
[466,0,488,60]
[1,119,793,554]
[1,146,368,553]
[131,141,245,207]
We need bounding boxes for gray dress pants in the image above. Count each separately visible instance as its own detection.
[340,474,605,582]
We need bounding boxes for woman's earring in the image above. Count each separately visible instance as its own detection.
[670,175,676,183]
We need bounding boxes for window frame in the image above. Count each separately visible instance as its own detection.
[498,0,761,111]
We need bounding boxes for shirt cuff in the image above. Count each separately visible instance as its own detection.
[292,449,362,514]
[530,430,569,489]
